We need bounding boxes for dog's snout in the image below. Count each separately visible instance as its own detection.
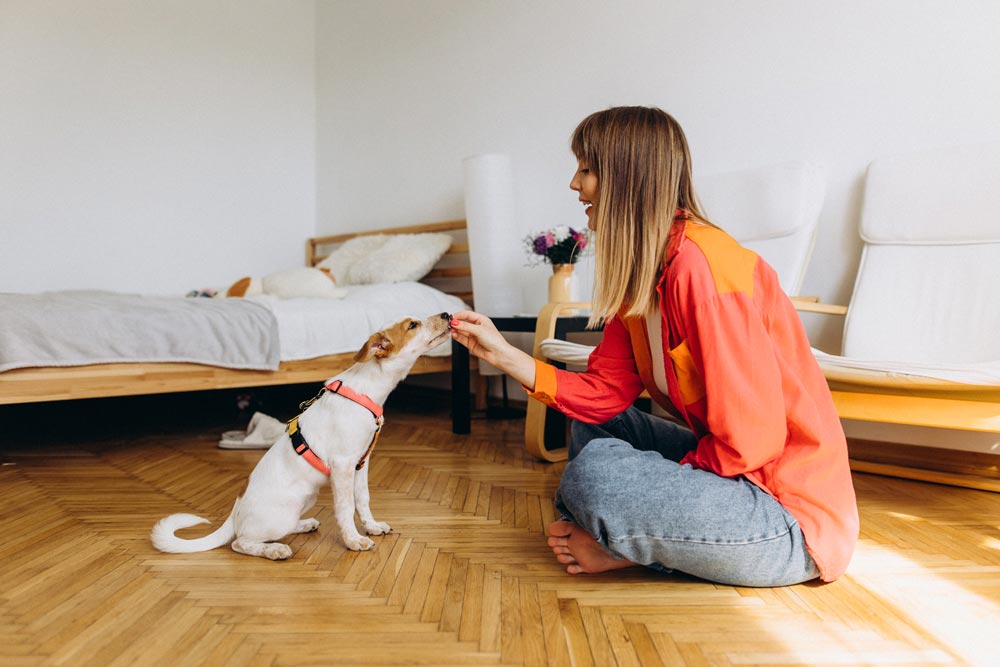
[439,312,450,321]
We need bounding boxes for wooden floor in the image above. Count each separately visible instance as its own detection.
[2,386,999,667]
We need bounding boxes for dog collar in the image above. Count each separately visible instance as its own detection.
[287,380,385,475]
[324,379,383,421]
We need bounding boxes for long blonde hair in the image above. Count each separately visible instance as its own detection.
[571,106,711,327]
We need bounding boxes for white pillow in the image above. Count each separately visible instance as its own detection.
[319,232,453,285]
[317,234,388,285]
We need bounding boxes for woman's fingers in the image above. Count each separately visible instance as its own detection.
[449,310,509,366]
[451,310,483,325]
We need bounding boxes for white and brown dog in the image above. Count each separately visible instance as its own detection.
[151,312,453,560]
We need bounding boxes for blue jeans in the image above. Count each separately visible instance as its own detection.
[555,407,819,587]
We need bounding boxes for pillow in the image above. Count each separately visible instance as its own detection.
[318,232,453,285]
[317,234,388,285]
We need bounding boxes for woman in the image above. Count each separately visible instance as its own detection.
[450,106,858,587]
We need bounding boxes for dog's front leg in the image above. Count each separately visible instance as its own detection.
[354,464,391,536]
[330,461,374,551]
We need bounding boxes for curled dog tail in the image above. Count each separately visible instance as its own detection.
[150,502,236,553]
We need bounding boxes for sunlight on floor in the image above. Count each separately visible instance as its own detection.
[851,539,1000,667]
[981,536,1000,552]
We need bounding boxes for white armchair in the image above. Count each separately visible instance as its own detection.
[797,142,1000,491]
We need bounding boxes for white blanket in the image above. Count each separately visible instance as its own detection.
[255,281,468,361]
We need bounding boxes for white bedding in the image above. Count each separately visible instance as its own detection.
[253,281,468,362]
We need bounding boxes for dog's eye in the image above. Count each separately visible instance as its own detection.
[407,321,419,330]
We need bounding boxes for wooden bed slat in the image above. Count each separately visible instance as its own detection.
[309,219,467,248]
[0,355,453,405]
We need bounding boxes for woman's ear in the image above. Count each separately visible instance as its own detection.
[354,333,393,362]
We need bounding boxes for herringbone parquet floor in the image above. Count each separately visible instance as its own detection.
[1,386,999,666]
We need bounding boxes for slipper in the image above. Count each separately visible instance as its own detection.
[218,412,287,449]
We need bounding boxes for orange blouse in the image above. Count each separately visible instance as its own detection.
[527,219,859,582]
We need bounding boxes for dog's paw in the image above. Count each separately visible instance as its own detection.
[298,518,320,533]
[364,521,392,536]
[344,535,376,551]
[263,543,293,560]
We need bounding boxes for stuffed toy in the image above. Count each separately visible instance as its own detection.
[226,267,346,299]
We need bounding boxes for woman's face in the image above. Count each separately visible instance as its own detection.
[569,160,600,231]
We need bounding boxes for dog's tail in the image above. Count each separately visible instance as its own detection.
[150,503,236,553]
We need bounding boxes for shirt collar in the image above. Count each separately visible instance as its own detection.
[664,208,692,267]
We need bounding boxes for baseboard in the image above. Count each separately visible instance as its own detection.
[848,437,1000,492]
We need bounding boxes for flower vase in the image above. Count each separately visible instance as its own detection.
[548,264,575,304]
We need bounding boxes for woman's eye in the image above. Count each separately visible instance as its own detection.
[408,321,419,330]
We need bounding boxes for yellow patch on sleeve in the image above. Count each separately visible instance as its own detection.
[668,339,705,406]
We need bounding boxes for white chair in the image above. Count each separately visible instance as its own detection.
[526,161,827,461]
[796,142,1000,491]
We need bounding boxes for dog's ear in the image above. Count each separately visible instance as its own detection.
[354,332,393,362]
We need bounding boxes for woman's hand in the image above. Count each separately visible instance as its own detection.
[450,310,537,389]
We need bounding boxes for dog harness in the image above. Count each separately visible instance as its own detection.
[287,379,385,475]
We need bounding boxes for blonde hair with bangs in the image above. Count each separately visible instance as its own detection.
[572,106,711,327]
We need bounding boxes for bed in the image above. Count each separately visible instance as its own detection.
[0,220,475,406]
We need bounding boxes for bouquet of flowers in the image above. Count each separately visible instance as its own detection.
[523,226,591,267]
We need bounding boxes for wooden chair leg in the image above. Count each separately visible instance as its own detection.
[524,301,592,462]
[525,400,568,462]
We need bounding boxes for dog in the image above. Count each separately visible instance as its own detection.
[151,312,453,560]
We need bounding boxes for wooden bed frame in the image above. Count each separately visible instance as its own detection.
[0,220,473,405]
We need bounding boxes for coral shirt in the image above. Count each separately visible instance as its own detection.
[527,218,859,582]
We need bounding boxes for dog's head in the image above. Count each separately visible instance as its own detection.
[353,312,452,365]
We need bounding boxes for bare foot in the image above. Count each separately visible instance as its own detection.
[546,520,637,574]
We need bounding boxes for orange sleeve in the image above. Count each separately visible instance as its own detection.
[523,358,558,404]
[522,316,646,424]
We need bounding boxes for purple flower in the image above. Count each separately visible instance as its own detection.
[523,226,593,266]
[533,235,549,256]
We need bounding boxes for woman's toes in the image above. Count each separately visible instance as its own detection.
[547,520,575,538]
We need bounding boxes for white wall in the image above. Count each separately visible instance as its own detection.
[0,0,316,295]
[316,0,1000,354]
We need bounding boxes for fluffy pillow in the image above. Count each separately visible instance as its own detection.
[318,232,453,285]
[317,234,388,285]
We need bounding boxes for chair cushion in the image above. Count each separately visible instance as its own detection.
[862,142,1000,244]
[539,338,593,365]
[844,142,1000,364]
[813,348,1000,388]
[843,243,1000,363]
[699,161,825,295]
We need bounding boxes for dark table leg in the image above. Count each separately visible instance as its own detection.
[451,338,471,434]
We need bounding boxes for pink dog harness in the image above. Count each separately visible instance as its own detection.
[287,379,385,475]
